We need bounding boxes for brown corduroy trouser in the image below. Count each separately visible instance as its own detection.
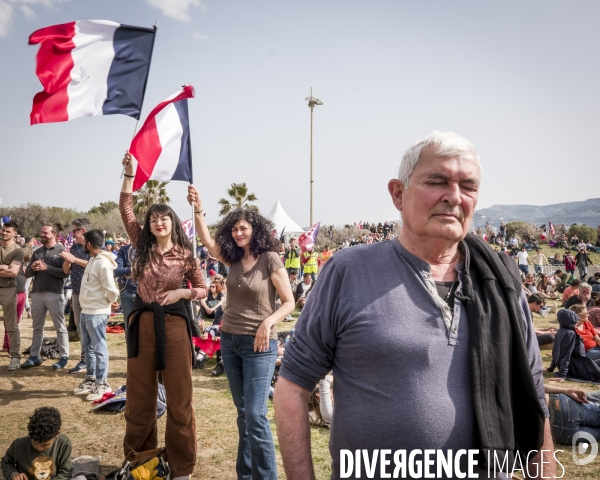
[123,312,196,477]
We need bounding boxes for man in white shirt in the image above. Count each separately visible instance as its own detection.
[517,246,531,276]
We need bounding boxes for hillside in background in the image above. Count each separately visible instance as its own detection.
[473,198,600,228]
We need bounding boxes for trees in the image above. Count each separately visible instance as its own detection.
[218,183,259,216]
[567,224,598,244]
[132,180,171,221]
[88,201,118,215]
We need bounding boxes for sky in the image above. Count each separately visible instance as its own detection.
[1,0,599,227]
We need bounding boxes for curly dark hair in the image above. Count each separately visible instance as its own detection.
[28,407,62,442]
[132,204,196,281]
[215,209,279,265]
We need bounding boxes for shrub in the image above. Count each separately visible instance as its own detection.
[567,225,598,244]
[505,221,538,242]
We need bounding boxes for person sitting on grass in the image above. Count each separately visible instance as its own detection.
[565,282,595,309]
[308,375,333,428]
[544,384,600,445]
[561,278,581,305]
[547,309,600,383]
[552,269,573,293]
[536,274,558,300]
[571,304,600,361]
[1,406,72,480]
[521,274,538,295]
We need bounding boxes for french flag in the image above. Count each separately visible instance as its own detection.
[130,85,195,191]
[29,20,155,125]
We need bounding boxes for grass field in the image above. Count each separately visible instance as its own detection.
[2,243,600,480]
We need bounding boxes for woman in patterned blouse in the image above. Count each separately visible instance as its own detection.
[119,152,207,480]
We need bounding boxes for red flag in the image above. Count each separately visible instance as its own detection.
[299,222,320,253]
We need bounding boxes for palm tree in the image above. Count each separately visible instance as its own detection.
[133,180,171,220]
[218,183,259,216]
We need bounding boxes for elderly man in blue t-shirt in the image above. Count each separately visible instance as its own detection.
[274,132,555,480]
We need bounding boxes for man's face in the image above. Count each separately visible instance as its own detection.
[290,239,297,247]
[529,301,542,313]
[1,226,17,243]
[580,288,592,303]
[84,241,91,255]
[72,225,86,244]
[389,146,481,244]
[40,226,55,245]
[303,274,311,285]
[290,272,298,282]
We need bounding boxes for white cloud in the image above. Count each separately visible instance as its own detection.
[193,32,208,41]
[145,0,206,22]
[19,4,35,20]
[0,2,15,37]
[0,0,68,38]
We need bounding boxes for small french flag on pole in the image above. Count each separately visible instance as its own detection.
[130,85,195,191]
[29,20,156,124]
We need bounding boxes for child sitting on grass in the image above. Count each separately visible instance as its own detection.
[1,407,72,480]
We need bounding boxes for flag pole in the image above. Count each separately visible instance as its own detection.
[121,20,159,180]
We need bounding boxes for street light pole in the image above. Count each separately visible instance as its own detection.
[305,87,322,226]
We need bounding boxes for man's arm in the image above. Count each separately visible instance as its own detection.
[0,260,21,278]
[526,419,556,479]
[274,377,315,480]
[114,247,132,278]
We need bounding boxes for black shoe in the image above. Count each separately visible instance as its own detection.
[210,362,225,377]
[193,354,207,370]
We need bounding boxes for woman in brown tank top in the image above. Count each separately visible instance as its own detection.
[120,153,207,480]
[188,185,295,479]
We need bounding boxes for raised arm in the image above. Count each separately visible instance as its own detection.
[187,184,224,264]
[119,152,142,248]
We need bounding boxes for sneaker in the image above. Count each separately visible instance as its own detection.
[73,379,95,395]
[21,356,43,369]
[85,384,112,402]
[68,360,86,374]
[540,308,550,318]
[210,362,225,377]
[52,356,69,370]
[7,358,20,371]
[284,315,294,322]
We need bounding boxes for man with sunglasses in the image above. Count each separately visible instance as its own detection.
[61,218,91,373]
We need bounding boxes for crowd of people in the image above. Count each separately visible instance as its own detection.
[3,131,600,479]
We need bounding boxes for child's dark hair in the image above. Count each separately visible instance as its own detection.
[27,407,62,442]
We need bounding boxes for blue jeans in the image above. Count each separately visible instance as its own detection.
[534,264,543,274]
[80,313,109,384]
[220,332,278,480]
[518,264,529,275]
[120,291,137,333]
[549,394,600,445]
[587,347,600,361]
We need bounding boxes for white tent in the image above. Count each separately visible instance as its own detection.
[266,200,305,241]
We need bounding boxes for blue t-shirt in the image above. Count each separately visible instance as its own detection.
[280,240,547,479]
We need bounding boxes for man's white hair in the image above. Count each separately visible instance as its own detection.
[579,282,592,292]
[398,131,480,187]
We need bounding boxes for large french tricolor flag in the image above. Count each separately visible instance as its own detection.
[130,85,195,191]
[29,20,155,125]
